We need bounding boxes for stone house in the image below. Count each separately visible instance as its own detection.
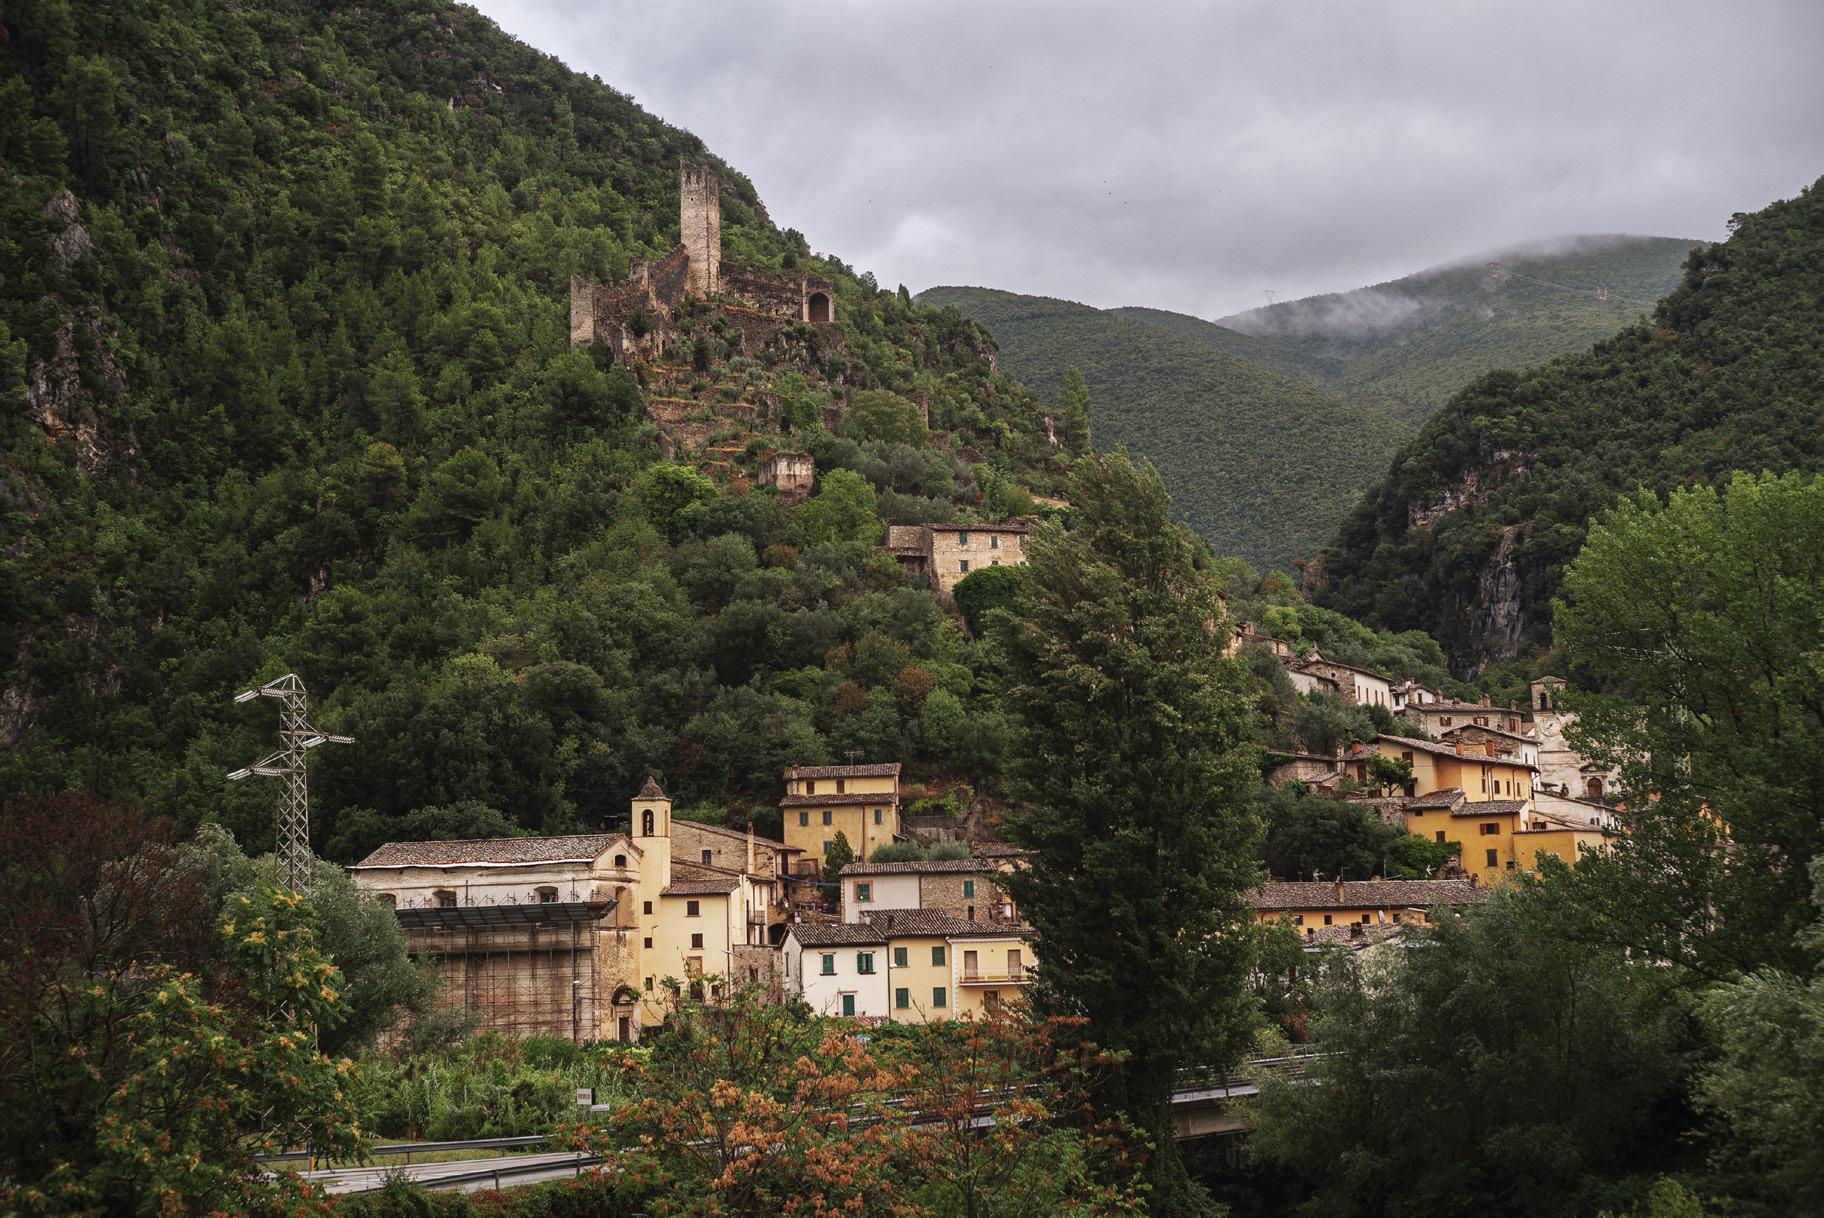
[1285,653,1393,709]
[1246,877,1488,933]
[1399,698,1527,738]
[351,778,787,1042]
[885,522,1030,598]
[1528,677,1621,802]
[779,762,902,873]
[838,857,1018,924]
[756,450,814,503]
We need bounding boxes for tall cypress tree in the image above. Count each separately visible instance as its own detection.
[1058,364,1093,454]
[994,450,1262,1211]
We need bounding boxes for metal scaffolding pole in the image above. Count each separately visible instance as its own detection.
[227,673,352,894]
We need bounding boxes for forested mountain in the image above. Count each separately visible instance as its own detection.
[1310,179,1824,673]
[1212,234,1697,423]
[0,0,1067,857]
[916,286,1412,571]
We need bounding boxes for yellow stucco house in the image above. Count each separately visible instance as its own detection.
[1401,787,1611,884]
[779,762,902,872]
[860,909,1034,1023]
[1246,877,1489,939]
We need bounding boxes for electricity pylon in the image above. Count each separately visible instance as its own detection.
[227,673,352,894]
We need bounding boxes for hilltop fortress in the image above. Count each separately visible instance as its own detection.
[570,165,840,366]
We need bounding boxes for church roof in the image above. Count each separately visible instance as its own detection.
[637,775,667,800]
[352,834,633,869]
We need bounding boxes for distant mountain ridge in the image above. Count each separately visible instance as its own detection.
[1207,234,1698,423]
[917,286,1412,572]
[1310,183,1824,672]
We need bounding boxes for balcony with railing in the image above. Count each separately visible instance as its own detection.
[959,967,1029,986]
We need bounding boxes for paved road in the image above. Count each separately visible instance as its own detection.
[299,1150,601,1194]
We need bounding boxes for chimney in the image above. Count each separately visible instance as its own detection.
[1305,927,1315,942]
[1455,740,1466,755]
[1469,873,1480,888]
[1333,875,1345,903]
[1486,742,1497,758]
[1349,922,1364,940]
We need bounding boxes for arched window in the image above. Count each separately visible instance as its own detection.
[1585,776,1605,799]
[376,893,396,908]
[807,292,831,323]
[641,809,654,836]
[433,889,457,908]
[613,853,627,868]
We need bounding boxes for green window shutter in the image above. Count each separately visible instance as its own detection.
[895,987,909,1009]
[893,947,907,967]
[932,986,947,1009]
[963,879,975,898]
[820,953,835,975]
[931,946,945,966]
[799,811,808,826]
[842,993,855,1017]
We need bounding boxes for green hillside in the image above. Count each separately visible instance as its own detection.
[1311,181,1824,672]
[1211,235,1698,423]
[0,0,1067,854]
[917,287,1412,572]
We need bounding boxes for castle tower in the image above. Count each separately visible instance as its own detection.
[679,164,720,297]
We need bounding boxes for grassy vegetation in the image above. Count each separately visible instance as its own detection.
[918,287,1412,572]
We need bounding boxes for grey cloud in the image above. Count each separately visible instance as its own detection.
[478,0,1824,318]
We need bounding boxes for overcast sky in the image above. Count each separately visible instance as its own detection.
[473,0,1824,318]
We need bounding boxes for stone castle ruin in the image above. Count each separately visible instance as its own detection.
[570,165,838,366]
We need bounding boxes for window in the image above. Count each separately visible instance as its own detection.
[643,900,653,914]
[1392,913,1403,923]
[1479,822,1499,836]
[822,810,832,826]
[1401,751,1414,763]
[641,810,654,836]
[1007,948,1022,975]
[962,879,976,898]
[893,946,908,967]
[857,952,875,974]
[963,949,979,977]
[820,954,836,976]
[1323,914,1333,926]
[957,530,970,545]
[895,987,910,1009]
[873,807,882,825]
[685,956,702,977]
[1485,849,1499,868]
[613,854,627,868]
[690,933,704,949]
[535,885,559,904]
[932,986,948,1008]
[686,900,700,917]
[1360,914,1371,924]
[643,937,653,949]
[806,780,816,795]
[966,906,975,921]
[931,945,945,966]
[434,889,457,908]
[1440,716,1452,727]
[1294,914,1304,926]
[990,534,1000,549]
[959,559,970,574]
[1435,831,1446,843]
[841,993,856,1017]
[644,977,653,991]
[702,850,713,865]
[856,882,872,902]
[836,779,846,794]
[377,893,396,907]
[799,811,809,826]
[984,991,1001,1012]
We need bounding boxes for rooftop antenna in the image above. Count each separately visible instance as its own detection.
[227,673,352,894]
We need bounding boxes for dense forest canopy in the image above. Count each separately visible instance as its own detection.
[0,0,1068,856]
[917,286,1412,572]
[1310,177,1824,673]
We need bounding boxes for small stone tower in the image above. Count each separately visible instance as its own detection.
[679,164,720,297]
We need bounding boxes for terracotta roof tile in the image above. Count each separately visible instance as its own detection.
[788,923,887,946]
[783,763,903,780]
[661,877,740,896]
[842,858,999,876]
[353,834,631,869]
[860,909,1029,938]
[780,792,897,808]
[1451,800,1529,818]
[1246,879,1489,911]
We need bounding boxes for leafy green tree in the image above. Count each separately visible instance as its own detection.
[411,447,503,546]
[1555,472,1824,976]
[823,830,855,877]
[1260,785,1448,881]
[642,462,718,544]
[544,347,640,429]
[1291,691,1377,756]
[1249,887,1688,1218]
[844,389,929,447]
[0,795,364,1216]
[1695,859,1824,1208]
[1057,364,1092,453]
[796,468,883,546]
[952,561,1024,637]
[993,451,1261,1211]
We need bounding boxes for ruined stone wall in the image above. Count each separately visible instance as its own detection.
[918,872,1013,919]
[759,452,814,502]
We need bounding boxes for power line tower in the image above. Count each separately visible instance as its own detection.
[227,673,352,894]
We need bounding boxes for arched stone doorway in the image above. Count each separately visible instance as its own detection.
[807,291,831,323]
